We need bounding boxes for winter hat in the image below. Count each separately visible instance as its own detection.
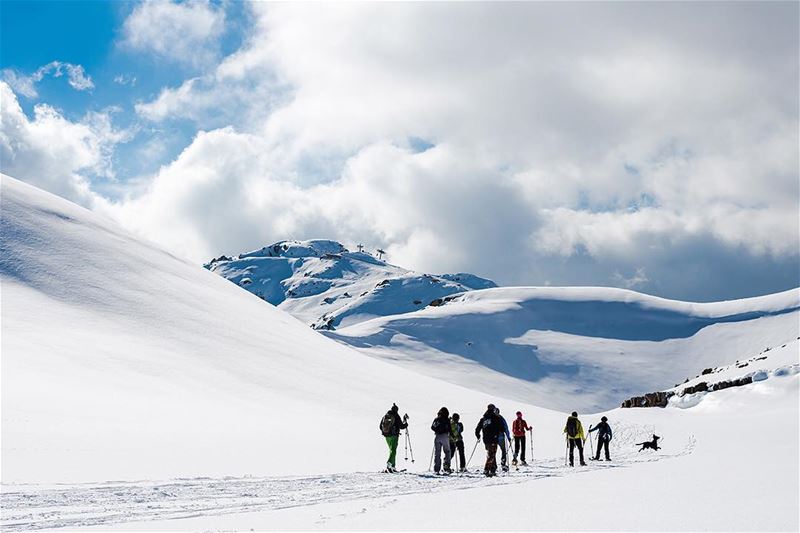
[601,416,608,422]
[487,403,496,412]
[516,411,522,417]
[391,403,399,412]
[495,407,501,414]
[571,411,578,417]
[438,407,450,417]
[452,413,460,420]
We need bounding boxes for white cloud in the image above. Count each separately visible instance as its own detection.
[0,82,125,206]
[2,61,94,98]
[113,74,137,87]
[14,3,800,300]
[121,0,224,68]
[612,268,650,290]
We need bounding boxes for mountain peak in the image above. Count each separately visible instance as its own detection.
[205,239,496,329]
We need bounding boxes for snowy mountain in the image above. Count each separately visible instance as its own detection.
[1,175,797,531]
[205,240,495,329]
[328,286,800,412]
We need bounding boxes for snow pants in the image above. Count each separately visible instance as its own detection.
[595,437,611,460]
[484,441,498,474]
[450,439,466,470]
[385,435,399,467]
[499,438,509,467]
[513,435,526,462]
[568,438,585,466]
[433,433,452,472]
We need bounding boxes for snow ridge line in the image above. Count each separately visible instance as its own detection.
[1,439,693,531]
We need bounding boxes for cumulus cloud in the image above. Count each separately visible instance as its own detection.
[16,3,800,300]
[0,82,126,206]
[121,0,224,68]
[2,61,94,98]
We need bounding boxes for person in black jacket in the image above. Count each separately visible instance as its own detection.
[475,403,502,477]
[588,416,613,461]
[431,407,452,474]
[449,413,466,472]
[379,403,408,472]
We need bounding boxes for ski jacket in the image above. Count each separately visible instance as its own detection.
[589,421,612,441]
[379,411,407,437]
[431,415,450,435]
[512,418,530,437]
[497,416,511,443]
[563,416,585,440]
[450,420,464,442]
[475,410,502,443]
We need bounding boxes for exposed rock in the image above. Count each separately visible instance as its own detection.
[620,391,674,408]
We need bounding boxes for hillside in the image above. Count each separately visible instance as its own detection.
[0,174,530,484]
[329,286,800,412]
[205,240,495,329]
[1,175,797,532]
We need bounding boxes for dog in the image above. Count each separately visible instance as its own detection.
[636,434,661,452]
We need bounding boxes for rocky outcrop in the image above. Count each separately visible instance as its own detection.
[621,391,674,408]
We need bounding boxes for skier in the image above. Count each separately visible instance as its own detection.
[563,411,586,466]
[588,416,613,461]
[449,413,466,472]
[431,407,452,474]
[512,411,532,466]
[495,407,512,472]
[475,403,502,477]
[380,403,408,472]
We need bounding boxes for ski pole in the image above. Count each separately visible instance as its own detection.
[588,425,595,460]
[406,428,415,462]
[466,439,480,469]
[404,429,409,461]
[564,437,569,466]
[529,427,534,463]
[429,443,435,471]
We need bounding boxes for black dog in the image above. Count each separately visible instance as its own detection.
[636,434,661,452]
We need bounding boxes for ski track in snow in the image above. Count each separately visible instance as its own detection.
[1,430,695,532]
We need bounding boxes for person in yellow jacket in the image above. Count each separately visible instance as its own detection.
[563,411,586,466]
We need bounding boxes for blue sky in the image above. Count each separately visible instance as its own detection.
[1,1,798,301]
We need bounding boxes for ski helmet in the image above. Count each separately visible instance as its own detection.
[601,416,608,422]
[571,411,578,417]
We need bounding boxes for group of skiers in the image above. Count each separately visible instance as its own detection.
[380,403,614,476]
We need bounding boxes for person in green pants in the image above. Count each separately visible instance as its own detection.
[379,403,408,472]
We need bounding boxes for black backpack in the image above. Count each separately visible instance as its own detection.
[566,417,578,438]
[381,413,396,436]
[431,417,449,434]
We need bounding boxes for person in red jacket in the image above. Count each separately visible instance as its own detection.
[512,411,531,466]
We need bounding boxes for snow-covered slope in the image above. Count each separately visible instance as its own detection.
[0,174,525,484]
[205,241,495,329]
[2,175,798,532]
[329,286,800,412]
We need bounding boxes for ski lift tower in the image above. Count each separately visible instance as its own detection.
[356,243,364,253]
[376,249,386,261]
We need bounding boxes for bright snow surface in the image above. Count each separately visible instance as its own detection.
[206,240,495,330]
[329,286,799,412]
[1,174,798,531]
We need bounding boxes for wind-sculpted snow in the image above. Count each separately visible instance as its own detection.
[205,239,496,329]
[330,287,799,411]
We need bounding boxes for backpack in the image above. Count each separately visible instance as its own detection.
[480,414,500,439]
[432,417,449,434]
[566,417,578,438]
[381,412,395,436]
